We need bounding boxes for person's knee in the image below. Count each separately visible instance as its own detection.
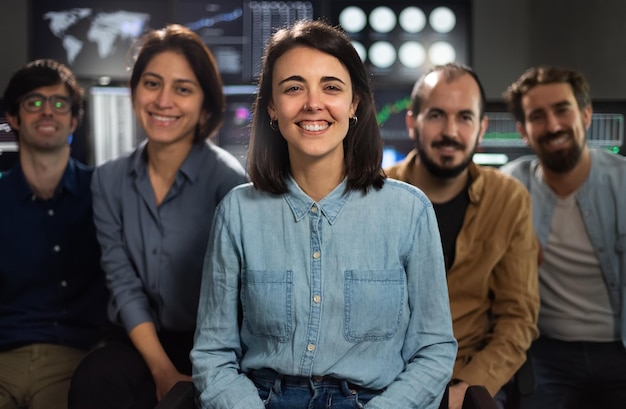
[0,387,19,409]
[30,379,72,409]
[68,342,154,409]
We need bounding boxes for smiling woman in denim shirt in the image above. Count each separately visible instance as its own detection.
[190,20,457,409]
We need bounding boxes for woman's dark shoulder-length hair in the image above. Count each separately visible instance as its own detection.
[248,19,385,195]
[128,24,225,143]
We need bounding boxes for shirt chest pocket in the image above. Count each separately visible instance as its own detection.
[241,269,293,342]
[343,269,405,342]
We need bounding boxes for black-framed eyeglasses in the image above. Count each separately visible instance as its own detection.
[20,93,72,114]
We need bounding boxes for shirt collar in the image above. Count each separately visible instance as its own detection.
[13,157,80,202]
[179,141,209,183]
[284,176,353,225]
[129,140,209,184]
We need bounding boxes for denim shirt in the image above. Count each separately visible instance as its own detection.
[192,177,457,409]
[501,149,626,347]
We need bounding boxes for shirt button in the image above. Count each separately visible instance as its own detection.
[312,251,320,259]
[53,245,61,252]
[60,280,68,287]
[31,195,36,201]
[313,295,321,303]
[311,205,318,213]
[48,209,54,216]
[307,343,315,352]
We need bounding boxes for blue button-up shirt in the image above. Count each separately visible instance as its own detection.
[0,158,109,350]
[192,177,457,409]
[501,149,626,347]
[92,140,247,333]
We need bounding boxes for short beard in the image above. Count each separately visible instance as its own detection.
[537,131,584,173]
[415,134,478,179]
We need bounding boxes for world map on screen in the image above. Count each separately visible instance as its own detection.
[42,8,150,64]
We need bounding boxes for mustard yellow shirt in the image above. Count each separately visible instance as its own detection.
[386,149,539,395]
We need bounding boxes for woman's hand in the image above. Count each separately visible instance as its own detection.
[153,368,193,400]
[448,381,469,409]
[128,322,192,401]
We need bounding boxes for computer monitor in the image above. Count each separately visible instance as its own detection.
[31,0,170,81]
[373,87,413,167]
[0,100,18,171]
[179,0,322,85]
[215,85,256,167]
[88,85,140,166]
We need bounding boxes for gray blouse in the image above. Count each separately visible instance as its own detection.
[91,140,247,333]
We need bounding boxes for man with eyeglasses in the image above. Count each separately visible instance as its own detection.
[0,59,109,409]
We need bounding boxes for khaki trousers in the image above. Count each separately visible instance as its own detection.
[0,344,86,409]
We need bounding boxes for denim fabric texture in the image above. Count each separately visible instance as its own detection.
[192,177,457,409]
[520,336,626,409]
[501,149,626,347]
[251,368,379,409]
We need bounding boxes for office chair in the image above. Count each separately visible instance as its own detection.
[463,385,499,409]
[154,381,194,409]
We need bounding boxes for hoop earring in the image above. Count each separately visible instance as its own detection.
[349,116,358,128]
[269,119,279,130]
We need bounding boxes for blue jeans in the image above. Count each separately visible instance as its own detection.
[250,369,382,409]
[521,336,626,409]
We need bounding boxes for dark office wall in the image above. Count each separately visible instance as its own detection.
[526,0,626,100]
[474,0,626,100]
[1,0,625,100]
[472,0,531,99]
[0,1,28,95]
